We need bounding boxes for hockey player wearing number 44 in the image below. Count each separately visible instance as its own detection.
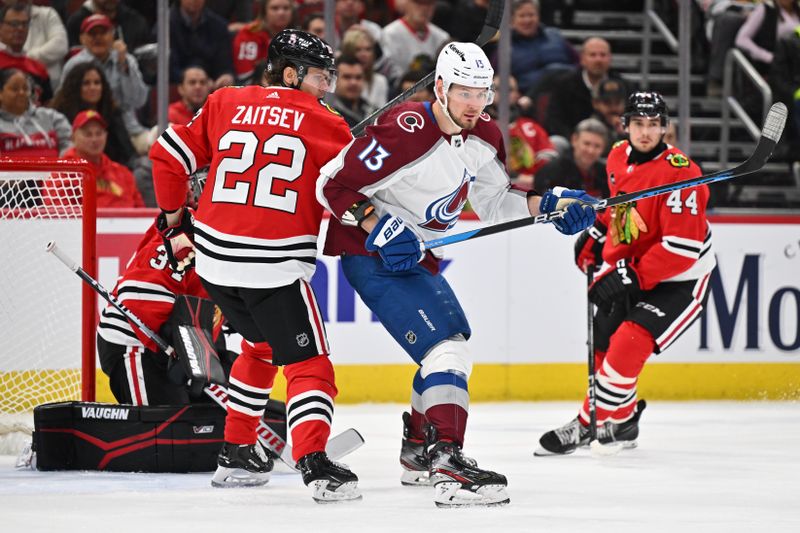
[536,92,717,456]
[149,29,362,503]
[317,42,598,507]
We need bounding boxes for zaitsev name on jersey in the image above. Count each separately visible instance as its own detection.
[150,86,352,289]
[231,105,305,129]
[317,101,531,274]
[600,140,715,289]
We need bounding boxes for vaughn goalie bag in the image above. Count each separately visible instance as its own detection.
[32,401,226,472]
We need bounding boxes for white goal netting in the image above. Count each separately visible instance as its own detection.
[0,161,95,452]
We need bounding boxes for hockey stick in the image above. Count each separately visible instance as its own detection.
[423,102,789,251]
[45,241,364,470]
[350,0,505,136]
[585,268,622,457]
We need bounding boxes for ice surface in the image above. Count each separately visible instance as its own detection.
[1,402,799,533]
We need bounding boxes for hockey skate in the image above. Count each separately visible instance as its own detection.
[297,451,362,503]
[400,412,431,486]
[597,399,647,449]
[428,441,509,507]
[211,442,273,488]
[534,417,590,456]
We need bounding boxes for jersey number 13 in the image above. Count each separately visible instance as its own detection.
[211,131,306,213]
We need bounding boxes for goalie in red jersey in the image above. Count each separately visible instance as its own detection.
[149,29,359,502]
[536,92,717,456]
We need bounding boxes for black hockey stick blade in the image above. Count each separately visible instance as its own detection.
[350,0,505,136]
[423,102,788,251]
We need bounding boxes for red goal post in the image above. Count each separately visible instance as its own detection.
[0,158,97,422]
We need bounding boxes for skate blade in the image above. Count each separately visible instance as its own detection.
[400,469,432,487]
[533,446,577,457]
[433,482,510,508]
[310,480,363,504]
[211,466,271,488]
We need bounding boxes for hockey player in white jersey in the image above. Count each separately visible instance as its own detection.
[318,42,598,507]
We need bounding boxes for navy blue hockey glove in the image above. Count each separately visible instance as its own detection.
[540,187,598,235]
[365,214,424,272]
[156,209,196,272]
[589,258,640,309]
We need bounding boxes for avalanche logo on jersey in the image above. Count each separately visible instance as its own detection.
[419,169,473,232]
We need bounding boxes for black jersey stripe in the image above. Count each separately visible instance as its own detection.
[161,130,193,173]
[194,241,317,264]
[98,322,139,339]
[194,226,317,252]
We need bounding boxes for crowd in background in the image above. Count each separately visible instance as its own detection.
[0,0,799,210]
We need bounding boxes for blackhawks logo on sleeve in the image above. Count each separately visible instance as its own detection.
[667,153,690,168]
[610,197,648,245]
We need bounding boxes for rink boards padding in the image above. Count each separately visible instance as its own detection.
[33,401,225,472]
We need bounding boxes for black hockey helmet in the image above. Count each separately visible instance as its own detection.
[622,91,668,127]
[267,29,335,88]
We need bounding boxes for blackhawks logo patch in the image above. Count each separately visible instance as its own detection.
[612,140,626,149]
[668,153,690,168]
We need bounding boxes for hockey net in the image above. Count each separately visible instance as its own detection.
[0,159,96,453]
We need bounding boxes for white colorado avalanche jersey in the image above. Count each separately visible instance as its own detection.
[317,101,530,263]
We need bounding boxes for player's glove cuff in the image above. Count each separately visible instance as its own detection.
[574,220,607,271]
[588,258,640,307]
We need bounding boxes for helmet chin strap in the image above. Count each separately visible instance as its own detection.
[435,85,462,132]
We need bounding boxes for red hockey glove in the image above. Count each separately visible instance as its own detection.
[156,209,196,272]
[574,220,607,272]
[589,258,640,308]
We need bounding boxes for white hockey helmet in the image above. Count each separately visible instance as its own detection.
[435,42,495,104]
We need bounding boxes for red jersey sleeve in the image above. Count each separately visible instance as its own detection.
[150,95,214,212]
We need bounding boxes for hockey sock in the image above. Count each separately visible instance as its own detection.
[580,321,654,425]
[284,354,337,461]
[413,369,469,446]
[224,341,278,444]
[407,370,429,439]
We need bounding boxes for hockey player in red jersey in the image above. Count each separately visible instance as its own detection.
[318,41,598,507]
[96,221,215,406]
[149,29,360,502]
[536,92,716,456]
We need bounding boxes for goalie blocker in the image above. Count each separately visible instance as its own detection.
[30,399,287,472]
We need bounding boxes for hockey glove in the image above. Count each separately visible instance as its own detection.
[539,187,598,235]
[365,214,424,272]
[589,258,640,308]
[156,208,196,272]
[574,220,607,272]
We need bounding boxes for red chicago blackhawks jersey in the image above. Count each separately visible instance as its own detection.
[599,140,715,290]
[97,223,209,352]
[150,86,352,288]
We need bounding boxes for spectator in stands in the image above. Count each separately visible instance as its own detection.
[341,26,389,108]
[735,0,800,75]
[508,116,558,188]
[232,0,293,85]
[66,0,151,52]
[433,0,489,43]
[589,77,627,152]
[169,0,234,89]
[302,12,326,40]
[168,66,211,126]
[207,0,255,33]
[507,0,576,94]
[0,68,70,157]
[398,67,435,102]
[335,0,383,43]
[535,117,609,199]
[770,25,800,151]
[328,53,376,128]
[0,3,51,103]
[3,0,68,88]
[703,1,757,96]
[545,37,623,139]
[62,110,144,207]
[62,14,150,155]
[381,0,449,85]
[51,62,137,169]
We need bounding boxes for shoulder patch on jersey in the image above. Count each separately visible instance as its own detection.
[321,101,341,116]
[479,112,491,122]
[612,140,626,149]
[667,153,690,168]
[396,110,425,133]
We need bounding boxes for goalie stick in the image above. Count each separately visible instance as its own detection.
[350,0,504,136]
[423,101,789,251]
[45,241,364,470]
